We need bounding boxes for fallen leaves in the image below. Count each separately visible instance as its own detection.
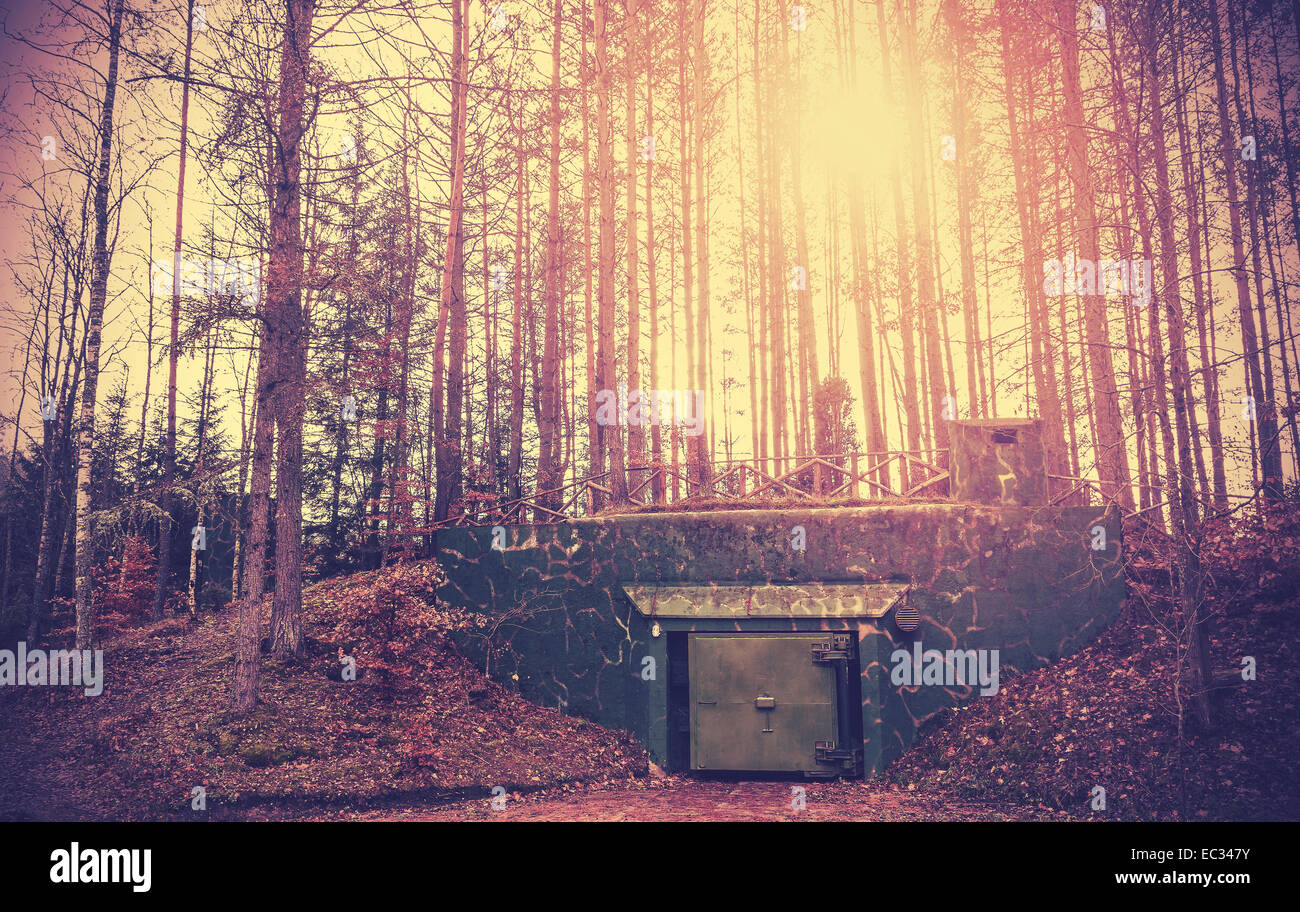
[0,561,648,820]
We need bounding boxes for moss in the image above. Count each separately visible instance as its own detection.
[239,743,301,767]
[240,744,274,767]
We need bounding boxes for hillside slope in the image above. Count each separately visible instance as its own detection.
[0,564,646,820]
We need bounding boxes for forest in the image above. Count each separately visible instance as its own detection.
[0,0,1297,825]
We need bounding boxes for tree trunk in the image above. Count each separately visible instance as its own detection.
[1172,21,1228,507]
[72,0,125,650]
[1225,0,1284,499]
[945,0,981,420]
[1138,3,1210,727]
[1206,0,1280,501]
[596,0,627,504]
[580,0,600,510]
[433,0,470,523]
[536,0,564,516]
[691,0,714,493]
[1054,0,1132,508]
[231,309,278,711]
[267,0,315,659]
[624,0,644,502]
[646,13,664,502]
[508,93,525,505]
[153,0,197,620]
[876,0,921,470]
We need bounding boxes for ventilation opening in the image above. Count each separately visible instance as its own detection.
[991,428,1019,445]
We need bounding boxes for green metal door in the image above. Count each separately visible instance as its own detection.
[689,634,839,773]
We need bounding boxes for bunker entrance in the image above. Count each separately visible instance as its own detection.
[438,418,1127,779]
[630,581,901,778]
[688,633,859,777]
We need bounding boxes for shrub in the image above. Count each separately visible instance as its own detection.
[326,560,483,698]
[93,536,158,635]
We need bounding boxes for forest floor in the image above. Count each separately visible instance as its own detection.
[884,592,1300,821]
[0,568,645,821]
[1,512,1297,822]
[243,776,1068,821]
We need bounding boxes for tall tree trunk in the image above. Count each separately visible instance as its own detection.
[537,0,564,516]
[1000,1,1066,482]
[382,94,417,561]
[945,0,981,420]
[1206,0,1280,501]
[782,19,817,464]
[73,0,125,650]
[153,0,197,620]
[876,0,921,470]
[624,0,645,502]
[646,13,664,502]
[231,348,256,601]
[267,0,315,659]
[1054,0,1132,507]
[692,0,714,492]
[364,303,390,568]
[596,0,627,504]
[231,309,278,711]
[683,0,703,481]
[27,399,61,641]
[508,93,525,505]
[580,0,600,510]
[1138,2,1210,727]
[433,0,470,522]
[328,168,359,552]
[185,328,215,618]
[1102,11,1153,513]
[1226,0,1284,498]
[752,0,769,466]
[900,0,948,460]
[1172,19,1228,507]
[1266,2,1300,474]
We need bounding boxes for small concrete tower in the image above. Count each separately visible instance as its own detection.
[948,418,1048,506]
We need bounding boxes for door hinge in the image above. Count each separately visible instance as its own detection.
[811,633,854,663]
[814,740,862,770]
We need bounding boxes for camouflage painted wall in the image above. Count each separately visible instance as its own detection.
[435,504,1123,776]
[949,418,1048,506]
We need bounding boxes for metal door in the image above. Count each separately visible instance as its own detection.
[689,633,840,773]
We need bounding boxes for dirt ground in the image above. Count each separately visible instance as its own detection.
[253,775,1072,822]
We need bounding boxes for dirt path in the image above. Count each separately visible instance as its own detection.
[281,776,1070,822]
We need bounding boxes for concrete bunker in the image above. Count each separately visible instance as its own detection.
[436,419,1124,778]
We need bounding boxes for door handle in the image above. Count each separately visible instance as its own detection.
[754,695,776,710]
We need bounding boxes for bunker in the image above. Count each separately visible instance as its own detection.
[436,419,1124,777]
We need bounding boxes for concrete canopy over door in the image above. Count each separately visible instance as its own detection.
[622,581,910,620]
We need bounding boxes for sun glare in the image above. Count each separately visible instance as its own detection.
[805,85,895,181]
